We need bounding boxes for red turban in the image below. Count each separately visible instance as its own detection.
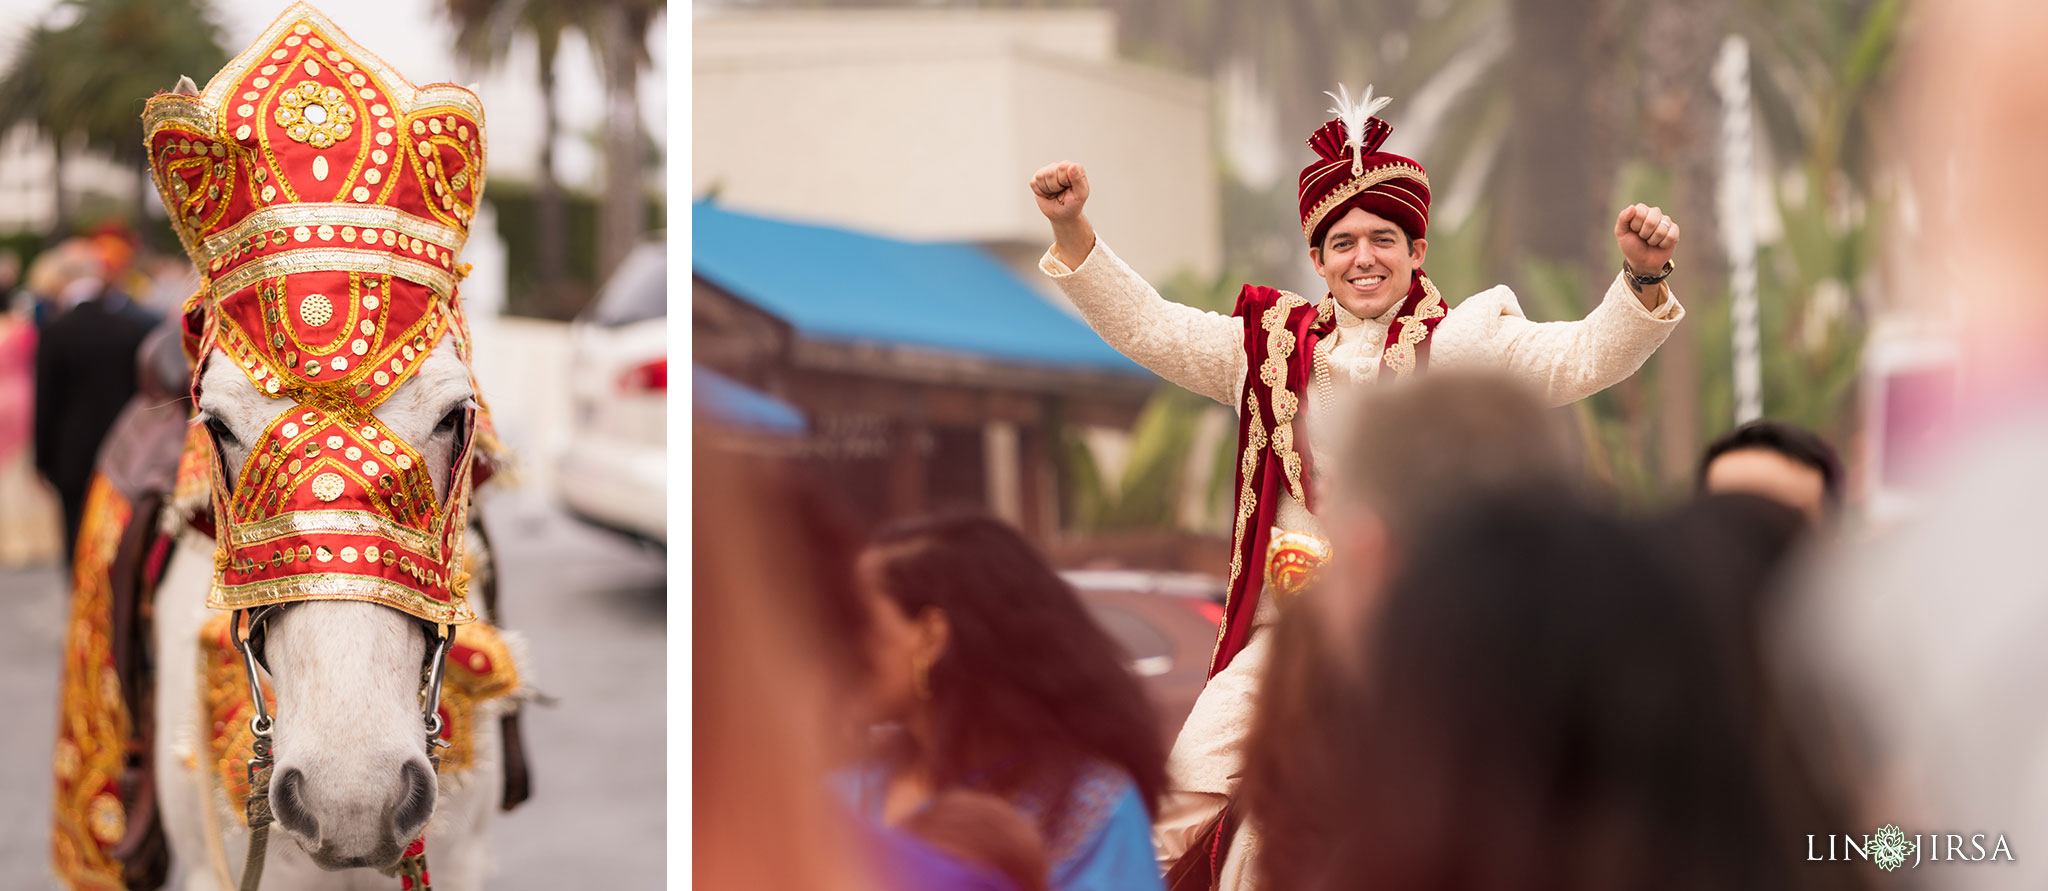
[1297,86,1430,248]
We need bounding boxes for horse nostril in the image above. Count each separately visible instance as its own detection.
[391,758,436,836]
[273,767,319,837]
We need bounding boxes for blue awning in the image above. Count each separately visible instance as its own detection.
[692,201,1143,375]
[693,364,805,433]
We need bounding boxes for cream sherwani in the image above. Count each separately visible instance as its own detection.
[1040,238,1684,888]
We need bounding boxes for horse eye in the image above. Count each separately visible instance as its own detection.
[434,408,463,434]
[204,416,239,446]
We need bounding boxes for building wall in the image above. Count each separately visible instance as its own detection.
[692,9,1220,282]
[691,9,1119,63]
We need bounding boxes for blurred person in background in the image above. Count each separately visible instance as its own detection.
[84,224,142,300]
[695,437,1029,891]
[46,318,192,887]
[1242,494,1865,891]
[1161,372,1582,889]
[1663,493,1810,665]
[1030,85,1685,889]
[694,437,891,891]
[1776,2,2048,885]
[29,236,157,560]
[1697,420,1844,526]
[1657,492,1864,885]
[20,239,92,328]
[95,320,194,511]
[849,514,1168,891]
[134,252,203,320]
[0,251,62,566]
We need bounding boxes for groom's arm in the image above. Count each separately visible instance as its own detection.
[1429,203,1687,406]
[1032,162,1248,406]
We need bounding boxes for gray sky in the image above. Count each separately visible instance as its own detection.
[0,0,668,190]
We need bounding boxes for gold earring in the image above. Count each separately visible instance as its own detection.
[912,655,933,701]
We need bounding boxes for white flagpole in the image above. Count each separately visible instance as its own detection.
[1715,35,1763,425]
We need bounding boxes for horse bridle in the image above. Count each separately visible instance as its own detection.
[231,603,454,891]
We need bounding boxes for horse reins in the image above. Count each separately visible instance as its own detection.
[232,605,455,891]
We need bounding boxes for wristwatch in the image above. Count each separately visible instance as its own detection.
[1624,259,1675,291]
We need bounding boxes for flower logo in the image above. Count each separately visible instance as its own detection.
[1870,824,1917,872]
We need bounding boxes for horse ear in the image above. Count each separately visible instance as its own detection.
[172,76,199,96]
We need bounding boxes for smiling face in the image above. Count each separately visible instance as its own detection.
[1312,207,1427,320]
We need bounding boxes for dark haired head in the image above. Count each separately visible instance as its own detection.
[1245,493,1864,891]
[861,513,1166,838]
[1661,492,1808,646]
[1698,420,1844,518]
[1336,371,1579,547]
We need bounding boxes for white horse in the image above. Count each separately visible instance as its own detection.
[152,339,504,890]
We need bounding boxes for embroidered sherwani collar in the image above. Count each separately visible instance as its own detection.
[1318,299,1400,335]
[1331,297,1368,328]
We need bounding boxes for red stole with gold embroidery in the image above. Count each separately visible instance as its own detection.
[1208,270,1446,678]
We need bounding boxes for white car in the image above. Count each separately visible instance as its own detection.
[558,243,667,544]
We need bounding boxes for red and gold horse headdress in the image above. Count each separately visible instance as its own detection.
[145,2,488,625]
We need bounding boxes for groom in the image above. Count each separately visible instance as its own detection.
[1030,85,1687,888]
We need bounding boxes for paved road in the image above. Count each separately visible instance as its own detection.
[0,559,67,884]
[0,487,667,888]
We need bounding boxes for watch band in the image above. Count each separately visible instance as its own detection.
[1624,259,1675,288]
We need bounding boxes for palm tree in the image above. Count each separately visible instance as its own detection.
[586,0,663,284]
[0,0,228,239]
[1720,0,1903,448]
[444,0,582,312]
[0,22,81,234]
[74,0,230,228]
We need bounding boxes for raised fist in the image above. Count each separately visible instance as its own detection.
[1030,161,1090,223]
[1615,203,1680,272]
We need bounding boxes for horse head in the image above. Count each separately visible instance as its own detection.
[147,2,493,872]
[195,340,475,868]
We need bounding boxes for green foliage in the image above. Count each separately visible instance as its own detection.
[0,0,229,241]
[1075,387,1210,531]
[1750,188,1872,443]
[0,25,75,142]
[483,179,663,319]
[1740,0,1903,186]
[444,0,663,295]
[0,0,228,162]
[1414,203,1493,314]
[1057,266,1243,533]
[0,232,46,279]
